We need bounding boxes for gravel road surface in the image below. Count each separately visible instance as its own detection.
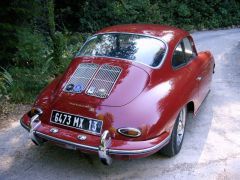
[1,28,240,180]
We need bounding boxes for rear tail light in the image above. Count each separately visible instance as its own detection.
[28,108,43,118]
[27,108,43,128]
[117,128,141,138]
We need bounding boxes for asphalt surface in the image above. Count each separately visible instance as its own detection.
[1,28,240,180]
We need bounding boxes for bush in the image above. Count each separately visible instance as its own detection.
[8,67,52,103]
[8,28,52,103]
[8,28,87,103]
[54,32,89,74]
[1,0,240,104]
[0,67,13,95]
[14,28,52,68]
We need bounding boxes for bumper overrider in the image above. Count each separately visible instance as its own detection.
[20,114,170,165]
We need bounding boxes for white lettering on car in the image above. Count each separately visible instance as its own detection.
[54,113,59,122]
[62,114,67,124]
[58,114,63,123]
[89,120,92,130]
[92,121,97,131]
[73,117,79,127]
[66,115,71,125]
[79,118,84,128]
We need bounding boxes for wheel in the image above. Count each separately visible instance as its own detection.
[160,106,187,157]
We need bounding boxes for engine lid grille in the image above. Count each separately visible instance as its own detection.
[85,64,122,98]
[64,63,99,93]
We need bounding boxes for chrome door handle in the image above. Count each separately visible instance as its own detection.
[196,77,202,81]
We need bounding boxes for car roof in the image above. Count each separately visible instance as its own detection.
[96,24,189,45]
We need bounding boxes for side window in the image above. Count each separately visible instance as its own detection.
[183,38,195,62]
[172,42,185,68]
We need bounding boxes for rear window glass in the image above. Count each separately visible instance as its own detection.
[77,33,167,67]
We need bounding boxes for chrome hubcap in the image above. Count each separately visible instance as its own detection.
[176,108,186,146]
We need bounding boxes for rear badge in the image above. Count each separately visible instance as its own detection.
[73,84,83,93]
[66,84,74,91]
[77,135,87,141]
[98,88,106,96]
[50,128,58,134]
[87,86,95,94]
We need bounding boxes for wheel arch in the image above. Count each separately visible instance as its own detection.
[186,101,195,114]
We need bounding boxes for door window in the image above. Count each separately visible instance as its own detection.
[183,38,195,62]
[172,42,185,68]
[172,37,196,69]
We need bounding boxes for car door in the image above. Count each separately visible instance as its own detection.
[183,37,211,110]
[171,38,200,110]
[181,37,203,110]
[196,52,213,106]
[172,37,211,112]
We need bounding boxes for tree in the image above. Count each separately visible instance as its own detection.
[47,0,64,66]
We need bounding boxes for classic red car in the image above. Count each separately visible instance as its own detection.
[20,24,215,165]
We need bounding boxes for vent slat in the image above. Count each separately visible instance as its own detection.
[85,64,122,98]
[64,63,99,93]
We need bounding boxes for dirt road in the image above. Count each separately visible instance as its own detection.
[1,28,240,179]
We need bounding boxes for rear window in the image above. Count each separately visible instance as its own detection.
[77,33,167,67]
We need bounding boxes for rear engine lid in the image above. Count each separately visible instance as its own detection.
[52,57,150,107]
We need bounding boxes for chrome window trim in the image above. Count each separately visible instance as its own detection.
[171,35,196,71]
[76,32,169,69]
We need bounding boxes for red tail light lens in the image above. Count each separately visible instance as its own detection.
[28,108,43,118]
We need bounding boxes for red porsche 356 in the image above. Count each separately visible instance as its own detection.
[20,24,215,165]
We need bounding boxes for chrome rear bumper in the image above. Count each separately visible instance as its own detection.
[33,130,170,165]
[21,118,170,165]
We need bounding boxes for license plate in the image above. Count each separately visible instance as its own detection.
[50,110,103,134]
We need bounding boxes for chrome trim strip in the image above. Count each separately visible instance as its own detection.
[33,107,43,115]
[76,32,169,69]
[20,118,30,132]
[35,131,99,151]
[108,135,170,155]
[34,130,170,155]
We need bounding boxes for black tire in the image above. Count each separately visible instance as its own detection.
[160,106,187,157]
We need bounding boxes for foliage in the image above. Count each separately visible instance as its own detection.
[79,0,161,32]
[14,28,51,67]
[8,28,85,103]
[0,67,13,95]
[0,0,41,67]
[55,0,240,32]
[0,0,240,103]
[8,28,51,102]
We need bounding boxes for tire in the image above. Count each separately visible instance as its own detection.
[160,106,187,157]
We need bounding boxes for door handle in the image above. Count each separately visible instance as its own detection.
[196,76,202,81]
